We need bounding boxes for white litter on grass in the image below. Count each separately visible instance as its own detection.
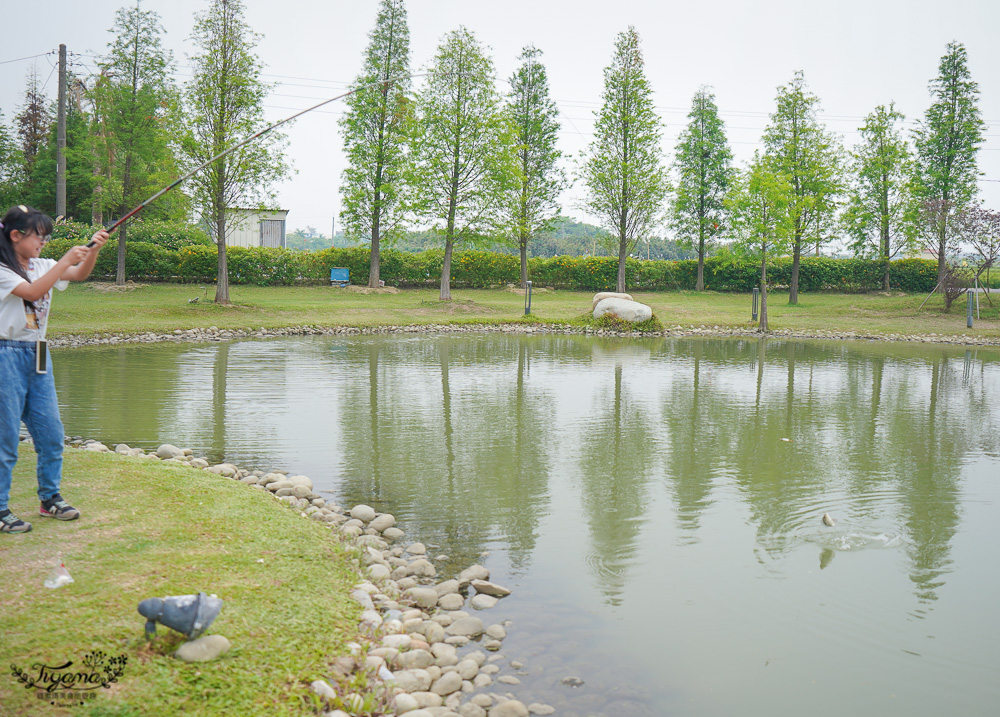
[44,560,74,589]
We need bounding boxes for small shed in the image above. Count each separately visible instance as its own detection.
[225,208,289,248]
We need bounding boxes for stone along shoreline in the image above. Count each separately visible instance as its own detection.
[67,438,555,717]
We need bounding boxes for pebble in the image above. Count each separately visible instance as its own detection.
[173,634,231,662]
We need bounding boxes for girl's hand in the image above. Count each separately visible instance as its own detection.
[89,230,109,248]
[61,245,90,266]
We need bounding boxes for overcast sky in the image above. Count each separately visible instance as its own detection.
[3,0,999,237]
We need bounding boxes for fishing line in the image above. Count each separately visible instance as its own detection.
[99,72,428,239]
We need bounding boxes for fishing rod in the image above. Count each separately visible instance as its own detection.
[88,72,424,246]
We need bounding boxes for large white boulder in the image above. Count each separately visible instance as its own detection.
[592,291,634,309]
[593,297,652,323]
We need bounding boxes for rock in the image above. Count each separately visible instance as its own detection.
[473,673,493,688]
[397,649,435,670]
[188,458,208,469]
[470,580,511,598]
[592,291,634,309]
[291,484,312,499]
[435,579,461,597]
[368,564,391,581]
[456,658,479,680]
[457,565,490,586]
[208,463,238,477]
[431,671,463,696]
[173,635,231,662]
[310,679,337,701]
[384,527,405,540]
[483,639,503,651]
[460,704,487,717]
[350,589,375,610]
[155,443,184,459]
[527,704,555,715]
[470,594,499,610]
[408,542,427,555]
[438,593,465,610]
[497,675,521,685]
[411,691,444,708]
[350,504,377,522]
[394,692,420,713]
[392,668,432,693]
[561,676,585,687]
[485,624,506,640]
[382,634,412,650]
[423,621,446,644]
[286,474,313,490]
[407,559,437,578]
[822,512,836,527]
[405,587,440,610]
[593,297,652,323]
[489,701,529,717]
[370,513,396,532]
[431,643,457,666]
[446,616,484,637]
[114,443,131,454]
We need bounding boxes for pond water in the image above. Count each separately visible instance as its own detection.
[53,334,1000,717]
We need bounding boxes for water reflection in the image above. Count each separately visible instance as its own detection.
[54,334,1000,716]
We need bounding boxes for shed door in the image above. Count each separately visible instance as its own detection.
[260,219,285,248]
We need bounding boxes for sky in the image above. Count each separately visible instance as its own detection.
[2,0,1000,239]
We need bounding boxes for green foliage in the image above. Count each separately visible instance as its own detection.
[0,110,26,207]
[339,0,413,286]
[669,87,734,289]
[24,101,94,220]
[912,41,986,279]
[180,0,290,302]
[579,26,668,292]
[762,70,845,303]
[411,27,516,299]
[124,219,212,249]
[843,103,918,290]
[501,45,567,286]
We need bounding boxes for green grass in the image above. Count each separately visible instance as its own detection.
[47,283,1000,341]
[0,447,359,716]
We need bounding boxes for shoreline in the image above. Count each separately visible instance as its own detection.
[64,438,542,717]
[47,321,1000,348]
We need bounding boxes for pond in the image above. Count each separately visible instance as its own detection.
[54,333,1000,716]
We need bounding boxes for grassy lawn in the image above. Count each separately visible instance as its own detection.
[47,282,1000,341]
[0,447,358,717]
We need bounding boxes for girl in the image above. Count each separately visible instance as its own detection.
[0,205,108,533]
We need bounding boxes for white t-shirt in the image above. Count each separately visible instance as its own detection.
[0,258,69,341]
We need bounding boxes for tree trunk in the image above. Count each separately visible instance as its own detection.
[369,205,381,288]
[759,251,769,332]
[883,223,891,290]
[215,202,230,304]
[617,235,627,293]
[696,233,705,291]
[116,224,128,285]
[789,239,801,305]
[116,156,133,285]
[440,236,453,301]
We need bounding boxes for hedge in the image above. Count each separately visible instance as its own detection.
[40,229,941,293]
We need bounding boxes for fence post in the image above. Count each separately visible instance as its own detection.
[752,287,759,321]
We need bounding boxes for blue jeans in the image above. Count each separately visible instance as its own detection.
[0,340,65,511]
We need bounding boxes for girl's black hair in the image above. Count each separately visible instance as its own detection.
[0,205,54,282]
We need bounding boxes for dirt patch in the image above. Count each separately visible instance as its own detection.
[87,281,149,292]
[410,299,499,315]
[504,285,555,295]
[339,285,400,294]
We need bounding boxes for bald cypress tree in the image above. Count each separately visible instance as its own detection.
[579,27,668,293]
[339,0,412,288]
[913,42,986,282]
[669,87,733,291]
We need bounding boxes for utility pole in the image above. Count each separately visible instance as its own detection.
[56,44,67,218]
